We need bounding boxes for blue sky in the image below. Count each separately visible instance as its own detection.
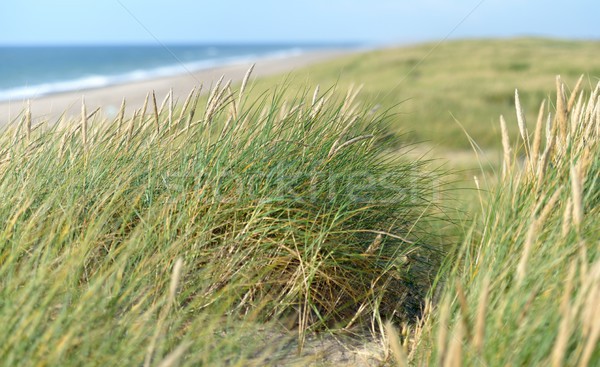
[0,0,598,45]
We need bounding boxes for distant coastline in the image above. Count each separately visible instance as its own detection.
[0,47,356,125]
[0,44,358,103]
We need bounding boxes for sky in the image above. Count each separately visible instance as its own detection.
[0,0,598,45]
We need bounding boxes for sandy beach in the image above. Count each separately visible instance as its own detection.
[0,49,351,125]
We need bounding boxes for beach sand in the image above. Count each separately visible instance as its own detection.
[0,49,350,125]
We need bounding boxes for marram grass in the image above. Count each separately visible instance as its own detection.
[0,72,447,365]
[3,60,596,366]
[388,77,600,366]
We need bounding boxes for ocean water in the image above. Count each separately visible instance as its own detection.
[0,44,338,102]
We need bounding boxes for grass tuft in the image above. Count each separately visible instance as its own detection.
[0,71,448,365]
[404,76,600,366]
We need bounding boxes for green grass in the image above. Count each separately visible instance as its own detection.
[0,77,448,366]
[1,38,599,366]
[392,69,600,367]
[255,38,600,151]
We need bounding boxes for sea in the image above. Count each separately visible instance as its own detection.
[0,44,347,102]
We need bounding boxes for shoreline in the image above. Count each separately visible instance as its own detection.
[0,49,354,125]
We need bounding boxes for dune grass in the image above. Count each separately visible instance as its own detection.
[256,38,600,151]
[0,71,449,366]
[387,76,600,366]
[1,38,599,366]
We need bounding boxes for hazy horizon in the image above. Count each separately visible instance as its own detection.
[1,35,598,48]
